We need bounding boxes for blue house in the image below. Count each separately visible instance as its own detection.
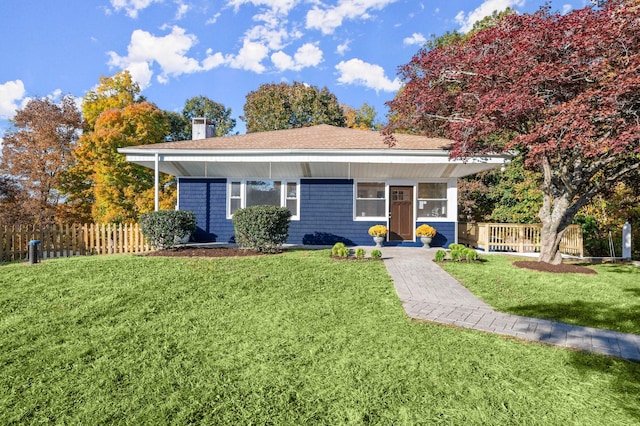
[119,123,507,247]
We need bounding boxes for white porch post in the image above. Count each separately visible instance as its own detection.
[154,153,159,212]
[623,221,631,259]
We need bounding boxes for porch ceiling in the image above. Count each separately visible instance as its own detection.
[125,155,504,179]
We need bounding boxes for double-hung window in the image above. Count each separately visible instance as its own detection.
[228,180,299,219]
[417,182,447,218]
[355,182,386,219]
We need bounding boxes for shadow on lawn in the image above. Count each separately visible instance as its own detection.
[513,299,640,419]
[508,300,640,335]
[569,350,640,420]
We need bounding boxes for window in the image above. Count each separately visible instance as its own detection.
[417,183,447,218]
[286,182,298,216]
[246,180,281,207]
[356,182,385,218]
[228,180,299,219]
[230,181,241,214]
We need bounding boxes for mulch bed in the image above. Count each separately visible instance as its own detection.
[512,260,597,274]
[144,247,266,258]
[330,256,382,261]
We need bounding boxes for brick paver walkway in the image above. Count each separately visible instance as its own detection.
[381,247,640,362]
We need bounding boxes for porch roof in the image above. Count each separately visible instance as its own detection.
[119,124,509,179]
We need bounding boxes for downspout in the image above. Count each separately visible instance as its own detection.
[154,153,159,211]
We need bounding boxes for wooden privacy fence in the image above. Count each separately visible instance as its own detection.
[0,223,152,262]
[458,222,584,256]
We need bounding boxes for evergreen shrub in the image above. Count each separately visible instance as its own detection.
[140,210,197,250]
[232,205,291,253]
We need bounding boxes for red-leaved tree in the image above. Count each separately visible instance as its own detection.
[386,0,640,264]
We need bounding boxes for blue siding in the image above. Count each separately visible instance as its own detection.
[178,177,456,247]
[289,179,375,246]
[178,178,234,242]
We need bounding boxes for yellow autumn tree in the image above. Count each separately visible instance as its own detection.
[72,102,174,223]
[341,103,379,130]
[82,70,142,131]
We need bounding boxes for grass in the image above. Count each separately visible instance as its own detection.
[441,255,640,335]
[1,251,639,424]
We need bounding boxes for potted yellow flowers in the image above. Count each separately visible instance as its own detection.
[368,224,387,248]
[416,224,436,248]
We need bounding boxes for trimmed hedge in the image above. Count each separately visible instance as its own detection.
[140,210,197,250]
[232,205,292,253]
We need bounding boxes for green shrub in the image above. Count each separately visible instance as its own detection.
[331,242,346,257]
[232,205,292,253]
[370,249,382,259]
[450,249,464,262]
[140,210,197,250]
[448,243,466,251]
[337,247,351,258]
[434,249,447,262]
[355,248,366,259]
[464,248,478,262]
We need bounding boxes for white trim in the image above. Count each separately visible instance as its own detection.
[349,179,458,243]
[226,179,300,221]
[415,178,457,222]
[154,153,159,211]
[353,180,387,222]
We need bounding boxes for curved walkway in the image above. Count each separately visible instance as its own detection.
[381,247,640,362]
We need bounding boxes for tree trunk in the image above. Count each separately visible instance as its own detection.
[539,218,567,264]
[538,191,571,265]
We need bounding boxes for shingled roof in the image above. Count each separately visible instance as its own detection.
[132,124,452,151]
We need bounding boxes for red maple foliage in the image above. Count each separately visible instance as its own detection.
[386,0,640,264]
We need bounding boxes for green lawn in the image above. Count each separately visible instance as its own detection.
[441,255,640,335]
[1,251,639,424]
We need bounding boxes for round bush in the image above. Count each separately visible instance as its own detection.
[140,210,197,250]
[434,249,447,262]
[232,205,292,253]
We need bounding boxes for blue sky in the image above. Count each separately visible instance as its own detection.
[0,0,586,138]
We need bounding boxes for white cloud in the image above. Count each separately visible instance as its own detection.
[455,0,524,33]
[175,2,189,19]
[202,50,226,70]
[227,39,270,73]
[226,0,299,15]
[108,26,204,88]
[336,39,351,56]
[0,80,26,119]
[110,0,162,18]
[245,25,290,50]
[403,32,426,46]
[271,51,296,71]
[561,4,573,14]
[306,0,398,35]
[206,12,221,24]
[335,58,401,93]
[271,43,323,71]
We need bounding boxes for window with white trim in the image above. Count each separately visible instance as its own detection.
[417,183,447,218]
[285,182,298,216]
[229,181,241,214]
[228,180,299,219]
[355,182,385,218]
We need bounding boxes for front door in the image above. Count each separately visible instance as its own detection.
[389,186,413,241]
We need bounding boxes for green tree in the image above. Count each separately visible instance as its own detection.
[342,103,380,130]
[1,95,83,223]
[164,111,191,142]
[182,96,236,138]
[242,82,345,133]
